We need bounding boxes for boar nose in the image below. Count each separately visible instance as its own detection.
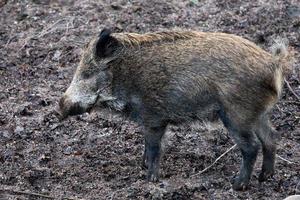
[58,95,85,119]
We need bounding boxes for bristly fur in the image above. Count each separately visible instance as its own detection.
[61,29,293,189]
[111,31,202,47]
[270,37,288,59]
[270,37,294,76]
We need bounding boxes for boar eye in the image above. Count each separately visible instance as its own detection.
[96,71,111,85]
[83,43,89,49]
[81,70,93,79]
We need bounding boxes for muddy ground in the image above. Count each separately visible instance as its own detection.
[0,0,300,199]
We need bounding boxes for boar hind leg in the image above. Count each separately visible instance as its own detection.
[218,108,259,191]
[143,125,166,182]
[256,115,278,182]
[142,147,148,169]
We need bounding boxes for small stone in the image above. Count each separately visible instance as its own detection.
[50,124,59,130]
[64,146,72,155]
[14,126,24,134]
[53,50,62,61]
[0,92,6,100]
[132,6,142,12]
[111,3,122,10]
[2,130,11,139]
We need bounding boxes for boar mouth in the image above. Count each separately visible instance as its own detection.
[78,92,117,113]
[56,102,88,121]
[57,92,117,120]
[56,94,103,120]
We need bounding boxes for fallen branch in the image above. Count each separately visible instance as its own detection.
[0,189,78,200]
[190,144,296,177]
[277,155,295,164]
[191,144,237,177]
[276,105,283,114]
[17,17,75,52]
[285,79,300,100]
[281,100,300,105]
[1,189,55,199]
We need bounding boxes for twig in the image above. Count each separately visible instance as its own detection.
[191,144,237,177]
[285,79,300,100]
[1,189,55,199]
[37,18,66,38]
[17,17,74,53]
[277,155,295,164]
[276,105,283,114]
[65,16,75,35]
[5,35,17,48]
[190,144,296,177]
[281,100,300,105]
[0,189,79,200]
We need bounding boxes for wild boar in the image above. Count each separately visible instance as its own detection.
[58,28,290,190]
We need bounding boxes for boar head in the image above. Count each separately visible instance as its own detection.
[58,29,118,119]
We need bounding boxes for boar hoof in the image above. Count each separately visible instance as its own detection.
[147,173,159,182]
[258,170,274,182]
[141,160,148,169]
[232,178,249,191]
[142,151,148,169]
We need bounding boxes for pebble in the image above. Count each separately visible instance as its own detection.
[53,50,62,61]
[2,130,11,139]
[64,146,73,155]
[14,125,24,134]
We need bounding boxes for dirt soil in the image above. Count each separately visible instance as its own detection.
[0,0,300,199]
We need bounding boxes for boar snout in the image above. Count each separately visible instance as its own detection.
[58,95,86,119]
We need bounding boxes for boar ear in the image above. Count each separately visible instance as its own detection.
[96,28,118,58]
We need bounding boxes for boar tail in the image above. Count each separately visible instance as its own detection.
[270,38,293,76]
[269,38,294,100]
[271,38,288,59]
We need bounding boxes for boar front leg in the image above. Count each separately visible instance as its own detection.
[143,125,166,182]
